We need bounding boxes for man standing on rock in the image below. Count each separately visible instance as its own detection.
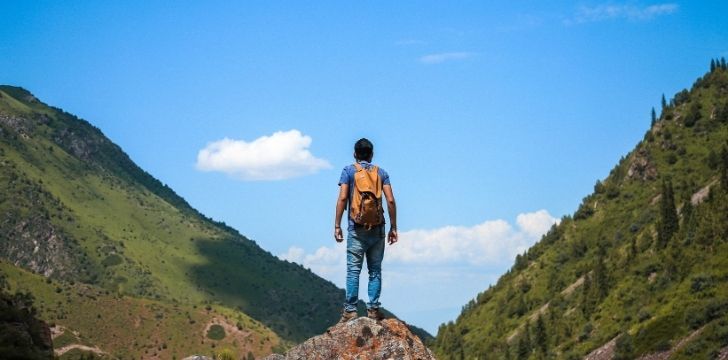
[334,138,398,323]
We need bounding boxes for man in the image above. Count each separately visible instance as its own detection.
[334,138,398,323]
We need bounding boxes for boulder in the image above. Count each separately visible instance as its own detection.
[264,317,435,360]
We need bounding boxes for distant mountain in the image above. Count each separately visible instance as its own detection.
[432,62,728,359]
[0,85,430,357]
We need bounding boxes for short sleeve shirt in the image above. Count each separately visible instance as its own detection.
[338,160,390,231]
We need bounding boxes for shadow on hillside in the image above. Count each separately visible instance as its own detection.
[187,237,343,341]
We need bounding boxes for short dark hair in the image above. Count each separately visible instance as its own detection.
[354,138,373,161]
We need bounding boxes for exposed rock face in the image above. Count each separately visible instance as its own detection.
[264,317,436,360]
[1,216,77,278]
[583,335,618,360]
[627,148,658,181]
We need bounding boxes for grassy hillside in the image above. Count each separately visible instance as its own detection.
[0,85,350,352]
[0,260,279,359]
[432,62,728,359]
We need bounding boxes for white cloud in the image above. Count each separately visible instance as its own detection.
[196,129,331,181]
[566,3,678,24]
[279,210,560,333]
[419,52,474,65]
[279,209,559,279]
[280,243,346,280]
[517,209,559,238]
[395,39,427,46]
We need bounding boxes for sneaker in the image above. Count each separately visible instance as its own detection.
[339,310,357,323]
[367,308,384,321]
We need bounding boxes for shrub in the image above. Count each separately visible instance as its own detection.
[207,324,226,340]
[666,153,678,165]
[684,103,701,127]
[690,274,714,294]
[215,348,236,360]
[614,333,634,360]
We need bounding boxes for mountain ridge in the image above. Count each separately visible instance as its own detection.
[432,62,728,359]
[0,84,431,358]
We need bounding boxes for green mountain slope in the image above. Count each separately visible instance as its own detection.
[1,260,279,359]
[0,85,348,348]
[432,62,728,359]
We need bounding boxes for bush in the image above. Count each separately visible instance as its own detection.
[683,103,701,127]
[666,153,678,165]
[574,202,594,220]
[690,274,714,294]
[206,324,226,340]
[214,348,235,360]
[634,314,682,354]
[614,333,634,360]
[638,308,651,322]
[686,299,728,329]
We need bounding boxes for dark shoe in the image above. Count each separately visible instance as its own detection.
[367,308,384,321]
[339,310,357,323]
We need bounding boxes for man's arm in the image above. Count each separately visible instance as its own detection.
[383,184,398,244]
[334,184,349,242]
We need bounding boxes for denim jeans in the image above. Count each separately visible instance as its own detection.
[344,226,385,312]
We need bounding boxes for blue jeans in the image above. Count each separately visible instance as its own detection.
[344,226,385,312]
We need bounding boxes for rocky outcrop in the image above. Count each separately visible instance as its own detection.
[583,335,618,360]
[264,317,435,360]
[627,148,658,181]
[1,215,77,278]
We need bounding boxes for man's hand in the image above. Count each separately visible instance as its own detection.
[334,227,344,242]
[388,227,398,245]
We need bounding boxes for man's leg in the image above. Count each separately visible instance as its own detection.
[344,230,365,313]
[365,229,385,310]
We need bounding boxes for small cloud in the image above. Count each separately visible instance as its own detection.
[196,129,331,181]
[495,14,543,33]
[279,243,346,280]
[395,39,427,46]
[517,209,559,238]
[419,52,474,65]
[565,2,678,25]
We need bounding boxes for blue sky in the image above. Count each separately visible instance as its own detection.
[2,1,727,334]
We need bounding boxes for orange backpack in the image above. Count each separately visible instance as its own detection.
[350,163,384,229]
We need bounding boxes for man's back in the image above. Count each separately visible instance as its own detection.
[333,138,398,323]
[338,161,390,231]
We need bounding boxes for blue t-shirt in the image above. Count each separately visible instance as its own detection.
[338,160,390,231]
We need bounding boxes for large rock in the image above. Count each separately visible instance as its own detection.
[264,317,436,360]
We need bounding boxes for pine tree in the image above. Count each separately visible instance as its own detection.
[517,325,532,360]
[711,58,717,72]
[629,235,637,259]
[614,332,635,360]
[504,344,512,360]
[534,315,548,355]
[720,145,728,193]
[651,107,657,126]
[657,180,679,248]
[680,200,696,245]
[721,57,727,70]
[661,94,667,111]
[594,246,609,299]
[581,273,594,317]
